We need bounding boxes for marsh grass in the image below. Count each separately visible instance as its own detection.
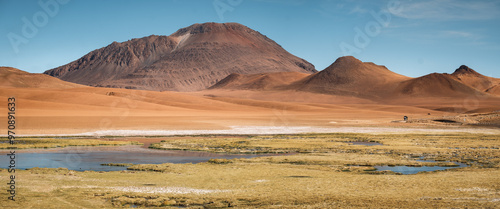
[1,133,499,208]
[0,137,141,149]
[150,133,500,167]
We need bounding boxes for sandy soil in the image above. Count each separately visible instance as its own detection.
[11,126,499,137]
[1,75,499,136]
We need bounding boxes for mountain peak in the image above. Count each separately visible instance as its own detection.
[322,56,386,74]
[335,56,362,63]
[322,56,368,72]
[295,56,410,99]
[452,65,481,76]
[450,65,500,93]
[171,22,250,36]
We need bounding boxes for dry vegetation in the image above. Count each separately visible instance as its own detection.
[150,133,500,167]
[0,137,141,149]
[1,133,499,208]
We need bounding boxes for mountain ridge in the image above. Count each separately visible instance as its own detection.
[209,56,500,99]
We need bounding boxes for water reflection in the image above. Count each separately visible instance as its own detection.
[374,160,468,175]
[0,146,271,171]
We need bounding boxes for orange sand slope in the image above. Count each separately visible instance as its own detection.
[1,67,500,135]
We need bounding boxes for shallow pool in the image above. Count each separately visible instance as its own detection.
[0,146,270,171]
[374,161,468,175]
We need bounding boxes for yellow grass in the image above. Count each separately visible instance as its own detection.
[0,133,499,208]
[0,137,141,149]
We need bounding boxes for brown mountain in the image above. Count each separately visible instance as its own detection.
[44,22,316,91]
[451,65,500,95]
[395,72,487,97]
[395,65,500,98]
[290,56,410,99]
[211,56,500,101]
[0,67,81,88]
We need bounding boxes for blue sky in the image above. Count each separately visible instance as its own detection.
[1,0,499,78]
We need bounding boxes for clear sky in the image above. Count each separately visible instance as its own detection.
[1,0,499,78]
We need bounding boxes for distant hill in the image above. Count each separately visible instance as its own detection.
[44,22,316,91]
[209,72,309,90]
[289,56,410,99]
[451,65,500,96]
[395,72,487,97]
[211,56,500,100]
[0,67,81,88]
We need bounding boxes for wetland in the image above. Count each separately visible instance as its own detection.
[1,132,499,208]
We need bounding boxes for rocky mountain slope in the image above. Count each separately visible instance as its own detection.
[44,22,316,91]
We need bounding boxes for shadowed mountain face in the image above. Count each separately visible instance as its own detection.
[44,22,316,91]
